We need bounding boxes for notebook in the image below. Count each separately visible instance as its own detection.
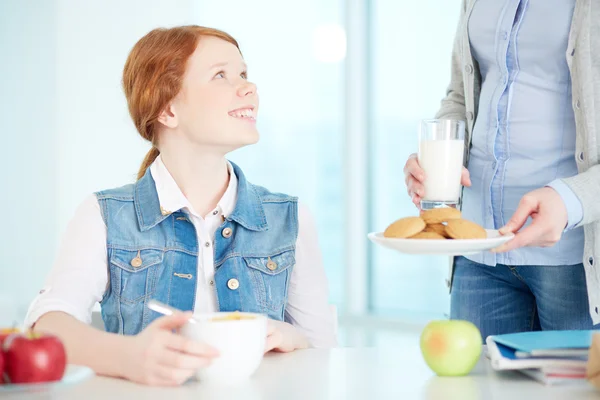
[486,337,588,371]
[519,367,587,386]
[490,330,594,358]
[485,330,600,385]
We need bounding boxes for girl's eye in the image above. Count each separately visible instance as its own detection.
[240,71,248,79]
[214,71,225,79]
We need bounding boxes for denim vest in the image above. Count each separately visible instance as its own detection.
[95,162,298,335]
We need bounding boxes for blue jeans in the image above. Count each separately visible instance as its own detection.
[450,256,598,340]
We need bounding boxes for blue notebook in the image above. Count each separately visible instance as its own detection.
[490,330,595,358]
[486,336,588,371]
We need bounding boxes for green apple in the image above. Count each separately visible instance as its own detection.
[420,320,482,376]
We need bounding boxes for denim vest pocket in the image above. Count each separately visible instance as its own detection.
[243,250,295,312]
[109,247,164,304]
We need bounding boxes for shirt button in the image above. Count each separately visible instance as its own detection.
[464,64,474,75]
[589,256,594,266]
[222,227,233,238]
[204,242,211,247]
[578,152,585,162]
[212,210,219,216]
[209,280,215,286]
[466,111,474,121]
[227,279,240,290]
[575,100,581,110]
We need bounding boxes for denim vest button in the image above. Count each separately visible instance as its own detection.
[160,206,171,216]
[227,279,240,290]
[222,227,233,238]
[266,258,278,271]
[130,252,142,268]
[130,257,142,268]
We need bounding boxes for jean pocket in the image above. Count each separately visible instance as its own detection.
[109,247,164,304]
[243,250,295,312]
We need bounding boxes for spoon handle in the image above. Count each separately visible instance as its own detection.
[147,299,196,324]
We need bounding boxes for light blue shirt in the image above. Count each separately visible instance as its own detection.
[462,0,584,266]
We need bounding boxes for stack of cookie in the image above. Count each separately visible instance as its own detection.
[384,208,487,240]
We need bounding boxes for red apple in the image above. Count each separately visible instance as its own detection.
[0,351,4,384]
[0,327,19,384]
[3,332,67,384]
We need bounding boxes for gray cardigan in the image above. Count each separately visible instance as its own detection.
[436,0,600,324]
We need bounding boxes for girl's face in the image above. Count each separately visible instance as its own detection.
[162,36,259,152]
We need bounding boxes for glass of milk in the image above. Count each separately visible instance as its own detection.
[418,119,465,210]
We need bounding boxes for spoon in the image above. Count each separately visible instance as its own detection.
[147,299,197,324]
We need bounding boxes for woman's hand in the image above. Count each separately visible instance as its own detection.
[264,319,309,353]
[120,312,219,386]
[493,187,568,253]
[403,153,471,209]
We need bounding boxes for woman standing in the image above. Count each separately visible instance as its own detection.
[404,0,600,338]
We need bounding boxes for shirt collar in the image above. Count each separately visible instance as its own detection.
[149,155,238,219]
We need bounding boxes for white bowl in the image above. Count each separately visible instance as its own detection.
[180,312,267,385]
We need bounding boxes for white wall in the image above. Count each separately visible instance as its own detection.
[54,0,200,234]
[1,1,58,325]
[0,0,199,325]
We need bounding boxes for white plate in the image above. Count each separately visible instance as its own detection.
[368,229,514,256]
[0,364,94,392]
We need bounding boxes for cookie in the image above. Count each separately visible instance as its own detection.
[445,219,487,240]
[421,207,462,224]
[423,223,449,238]
[410,231,446,240]
[384,217,426,238]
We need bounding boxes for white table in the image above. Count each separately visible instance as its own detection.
[3,347,599,400]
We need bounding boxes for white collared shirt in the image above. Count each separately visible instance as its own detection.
[24,156,337,348]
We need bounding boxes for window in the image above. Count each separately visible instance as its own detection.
[369,0,462,317]
[196,1,346,308]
